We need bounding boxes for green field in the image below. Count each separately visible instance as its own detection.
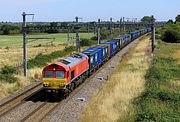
[0,33,94,48]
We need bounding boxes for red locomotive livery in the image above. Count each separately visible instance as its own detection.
[42,53,89,93]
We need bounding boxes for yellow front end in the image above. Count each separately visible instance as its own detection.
[43,78,67,90]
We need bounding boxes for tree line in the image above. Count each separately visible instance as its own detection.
[0,22,96,35]
[160,15,180,43]
[0,16,155,35]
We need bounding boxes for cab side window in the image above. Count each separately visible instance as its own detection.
[71,70,75,80]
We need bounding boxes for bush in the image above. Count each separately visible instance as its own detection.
[162,30,180,43]
[0,74,18,83]
[0,65,18,83]
[0,65,17,75]
[64,46,76,52]
[27,46,76,69]
[80,38,95,46]
[161,23,180,43]
[91,36,98,40]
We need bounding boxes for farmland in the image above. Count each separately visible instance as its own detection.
[0,33,94,67]
[0,33,94,47]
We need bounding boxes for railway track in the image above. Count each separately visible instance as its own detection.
[19,58,106,122]
[0,35,148,122]
[20,101,59,122]
[0,53,110,121]
[0,81,42,118]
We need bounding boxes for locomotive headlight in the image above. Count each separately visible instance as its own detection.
[43,83,50,87]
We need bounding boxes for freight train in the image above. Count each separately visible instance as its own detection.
[42,28,151,96]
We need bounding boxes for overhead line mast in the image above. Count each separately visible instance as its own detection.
[22,12,34,77]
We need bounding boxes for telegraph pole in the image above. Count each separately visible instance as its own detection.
[22,12,27,77]
[67,25,70,46]
[75,16,81,52]
[98,19,101,44]
[110,17,113,39]
[123,17,125,31]
[22,12,34,77]
[151,15,155,53]
[87,23,89,34]
[94,22,96,35]
[119,17,122,34]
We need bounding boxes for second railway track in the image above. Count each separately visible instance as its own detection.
[0,81,42,118]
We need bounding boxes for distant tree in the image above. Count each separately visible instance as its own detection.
[61,22,68,27]
[45,22,59,33]
[1,24,20,35]
[141,16,155,24]
[175,15,180,23]
[50,22,58,27]
[166,19,174,24]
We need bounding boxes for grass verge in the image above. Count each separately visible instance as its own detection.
[132,41,180,122]
[80,36,152,122]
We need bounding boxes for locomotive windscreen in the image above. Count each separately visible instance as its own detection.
[44,71,54,78]
[56,71,65,78]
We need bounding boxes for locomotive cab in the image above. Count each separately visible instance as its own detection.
[42,53,89,93]
[42,63,69,91]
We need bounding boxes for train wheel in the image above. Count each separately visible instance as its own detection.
[70,82,75,92]
[63,89,70,98]
[52,90,59,98]
[82,74,86,82]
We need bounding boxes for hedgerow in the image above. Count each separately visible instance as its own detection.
[27,46,76,69]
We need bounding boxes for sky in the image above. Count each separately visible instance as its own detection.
[0,0,179,22]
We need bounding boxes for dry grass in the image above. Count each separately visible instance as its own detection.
[80,36,152,122]
[173,50,180,58]
[173,50,180,64]
[0,45,65,68]
[0,76,31,101]
[0,68,42,101]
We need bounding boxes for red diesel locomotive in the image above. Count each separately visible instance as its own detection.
[42,53,89,94]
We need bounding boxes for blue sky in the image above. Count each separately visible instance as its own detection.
[0,0,179,22]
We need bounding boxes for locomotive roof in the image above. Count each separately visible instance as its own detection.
[59,53,87,67]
